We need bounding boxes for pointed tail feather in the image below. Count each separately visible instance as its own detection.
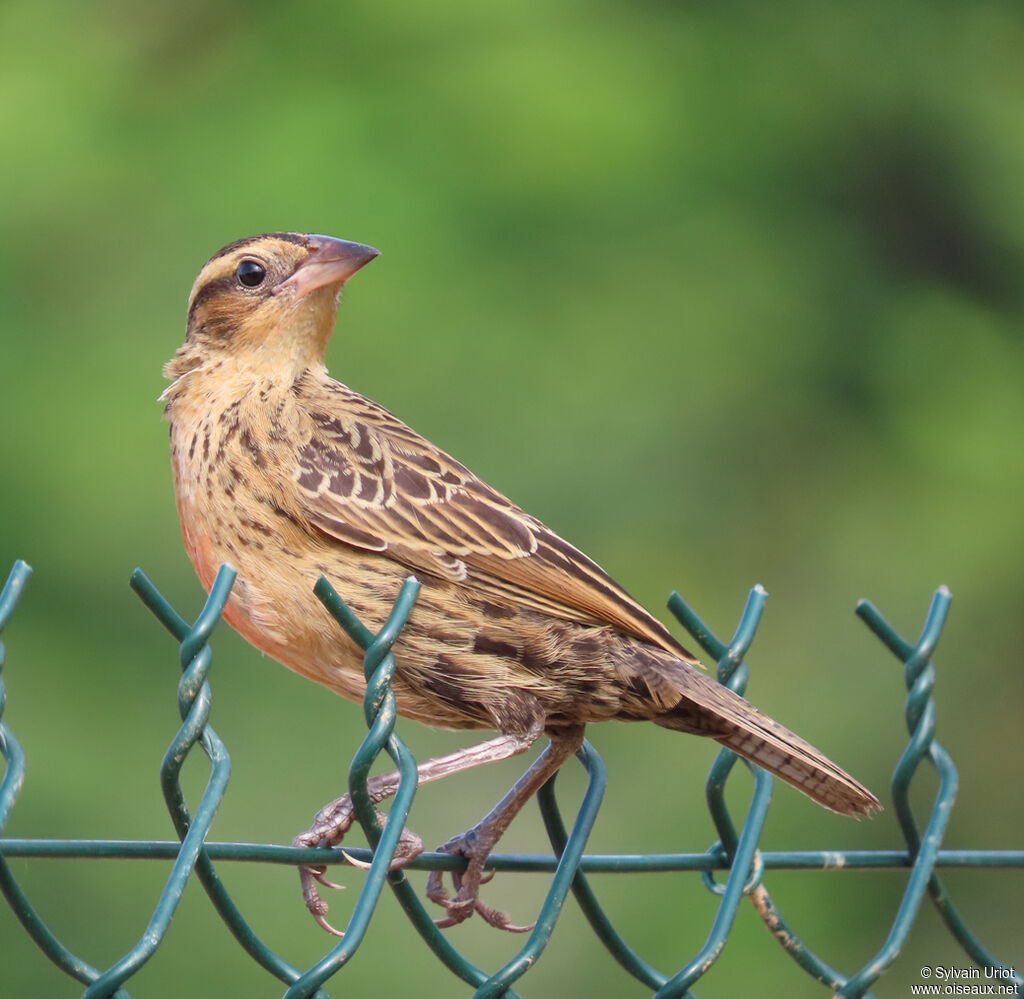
[711,717,880,817]
[638,650,880,817]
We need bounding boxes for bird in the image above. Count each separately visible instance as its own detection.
[162,232,880,934]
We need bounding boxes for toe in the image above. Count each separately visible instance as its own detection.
[476,898,534,934]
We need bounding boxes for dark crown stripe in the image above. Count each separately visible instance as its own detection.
[208,232,309,264]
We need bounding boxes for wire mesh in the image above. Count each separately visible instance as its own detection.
[1,559,1021,998]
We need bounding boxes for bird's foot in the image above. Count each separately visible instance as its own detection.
[425,827,535,933]
[294,793,424,936]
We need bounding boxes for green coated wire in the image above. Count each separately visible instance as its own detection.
[306,575,612,998]
[295,575,525,998]
[2,838,1019,871]
[82,566,239,999]
[835,589,957,997]
[471,742,607,999]
[658,586,775,998]
[670,585,889,998]
[0,560,32,823]
[851,591,1022,996]
[285,576,425,999]
[1,560,1022,998]
[1,562,134,999]
[656,765,775,999]
[131,566,331,999]
[538,774,668,991]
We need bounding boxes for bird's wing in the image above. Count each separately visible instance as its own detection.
[293,383,697,662]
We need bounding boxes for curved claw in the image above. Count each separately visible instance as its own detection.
[299,864,341,936]
[431,896,533,932]
[300,865,327,912]
[313,868,347,891]
[341,824,424,874]
[475,897,535,933]
[300,864,348,935]
[340,849,373,871]
[425,867,458,926]
[297,799,425,935]
[425,841,530,933]
[313,912,346,938]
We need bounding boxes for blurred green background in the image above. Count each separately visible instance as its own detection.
[1,1,1022,996]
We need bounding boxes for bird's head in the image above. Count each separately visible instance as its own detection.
[170,232,378,381]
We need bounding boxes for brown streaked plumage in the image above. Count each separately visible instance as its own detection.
[164,232,880,933]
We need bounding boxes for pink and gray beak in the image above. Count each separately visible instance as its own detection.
[276,235,380,299]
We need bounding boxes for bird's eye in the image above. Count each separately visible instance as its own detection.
[236,259,267,288]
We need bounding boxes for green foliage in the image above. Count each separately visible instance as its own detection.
[1,1,1022,996]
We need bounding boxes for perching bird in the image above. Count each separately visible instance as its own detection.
[163,232,880,933]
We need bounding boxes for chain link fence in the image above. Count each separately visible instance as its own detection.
[1,559,1021,998]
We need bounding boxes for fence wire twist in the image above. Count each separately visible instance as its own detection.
[1,559,1021,998]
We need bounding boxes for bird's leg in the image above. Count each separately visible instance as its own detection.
[294,731,542,935]
[426,725,585,932]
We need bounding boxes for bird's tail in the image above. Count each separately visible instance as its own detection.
[634,648,880,817]
[706,711,879,817]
